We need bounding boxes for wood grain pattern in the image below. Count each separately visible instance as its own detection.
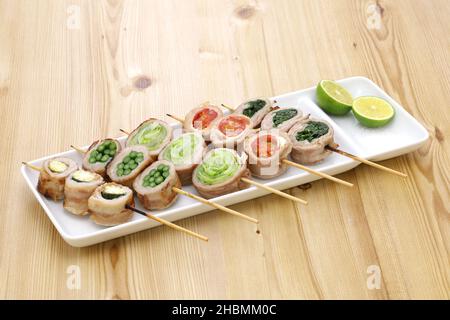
[0,0,448,299]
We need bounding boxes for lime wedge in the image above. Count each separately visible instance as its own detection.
[352,96,395,128]
[316,80,353,115]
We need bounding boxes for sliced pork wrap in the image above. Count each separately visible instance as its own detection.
[158,132,206,185]
[133,160,181,210]
[288,117,338,165]
[183,103,223,141]
[233,98,272,128]
[88,183,134,226]
[210,114,254,149]
[244,131,292,179]
[37,157,78,201]
[107,145,153,188]
[82,139,121,178]
[260,107,306,132]
[192,148,250,199]
[126,118,172,160]
[64,170,104,216]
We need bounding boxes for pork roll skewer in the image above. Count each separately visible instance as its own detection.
[209,114,254,149]
[288,117,338,165]
[288,117,407,177]
[193,148,307,204]
[88,182,208,241]
[107,145,153,188]
[88,182,135,226]
[125,118,172,160]
[260,107,307,132]
[180,103,223,141]
[71,138,121,178]
[244,131,292,179]
[229,98,273,128]
[64,170,104,215]
[133,160,181,210]
[158,132,207,185]
[24,158,78,201]
[132,159,257,223]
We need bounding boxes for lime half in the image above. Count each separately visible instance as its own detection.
[352,96,395,128]
[316,80,353,115]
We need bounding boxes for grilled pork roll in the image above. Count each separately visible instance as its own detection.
[260,107,306,132]
[158,132,207,185]
[133,160,181,210]
[107,145,153,188]
[233,98,272,128]
[210,114,254,149]
[82,139,121,178]
[183,103,223,141]
[64,170,104,215]
[88,183,134,226]
[244,131,292,179]
[192,148,250,199]
[37,157,78,201]
[288,117,338,165]
[126,118,172,160]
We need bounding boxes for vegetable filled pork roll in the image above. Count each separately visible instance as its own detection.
[88,183,134,226]
[233,98,272,128]
[244,131,292,179]
[158,132,207,185]
[133,160,181,210]
[82,139,121,177]
[126,118,172,160]
[64,170,104,215]
[260,107,306,132]
[37,157,78,201]
[183,103,223,141]
[209,114,254,149]
[192,148,250,199]
[288,117,338,165]
[107,146,153,188]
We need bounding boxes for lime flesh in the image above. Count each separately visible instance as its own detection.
[316,80,353,115]
[352,96,395,128]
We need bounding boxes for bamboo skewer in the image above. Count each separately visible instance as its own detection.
[70,145,86,154]
[22,162,208,241]
[173,187,258,223]
[166,113,185,123]
[119,128,130,135]
[125,205,208,242]
[120,128,308,205]
[241,177,307,205]
[22,162,42,172]
[325,146,407,178]
[220,103,235,112]
[282,159,353,188]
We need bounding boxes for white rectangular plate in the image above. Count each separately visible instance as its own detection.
[21,76,429,247]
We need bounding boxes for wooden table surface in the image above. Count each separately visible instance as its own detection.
[1,0,448,299]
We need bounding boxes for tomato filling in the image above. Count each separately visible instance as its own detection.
[192,108,218,129]
[251,135,279,157]
[218,115,249,137]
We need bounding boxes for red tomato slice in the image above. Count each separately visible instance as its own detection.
[251,134,279,157]
[192,108,218,129]
[218,115,250,137]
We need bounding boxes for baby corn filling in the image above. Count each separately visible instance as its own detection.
[72,170,96,183]
[116,151,145,177]
[101,185,126,200]
[48,160,68,173]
